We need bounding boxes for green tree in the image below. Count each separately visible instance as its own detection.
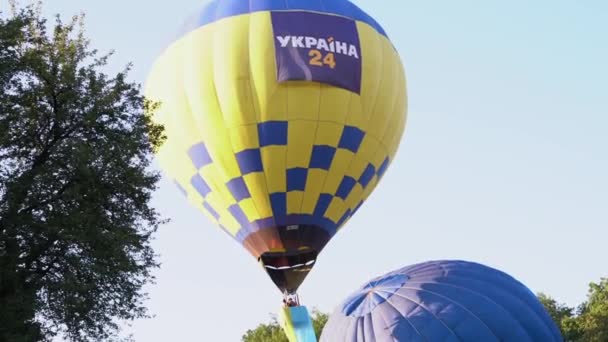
[242,310,329,342]
[539,278,608,342]
[537,293,583,341]
[0,3,164,341]
[578,278,608,341]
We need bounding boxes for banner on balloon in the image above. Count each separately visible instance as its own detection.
[271,11,362,94]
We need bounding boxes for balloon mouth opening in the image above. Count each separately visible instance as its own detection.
[259,249,319,294]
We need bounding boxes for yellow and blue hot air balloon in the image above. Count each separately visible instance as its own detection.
[146,0,407,296]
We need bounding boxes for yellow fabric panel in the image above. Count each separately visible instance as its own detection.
[248,12,288,122]
[180,26,242,183]
[301,169,327,214]
[347,22,382,129]
[345,183,364,210]
[286,120,317,169]
[205,191,227,217]
[287,82,321,121]
[366,39,401,140]
[314,121,343,147]
[287,191,305,215]
[261,145,286,193]
[211,15,257,128]
[385,104,406,160]
[218,213,241,235]
[318,84,351,124]
[229,124,260,152]
[322,149,354,194]
[346,135,380,179]
[199,166,237,207]
[380,47,408,158]
[370,145,389,170]
[239,198,262,222]
[325,197,347,224]
[361,175,379,202]
[243,172,273,218]
[389,77,408,158]
[146,41,202,202]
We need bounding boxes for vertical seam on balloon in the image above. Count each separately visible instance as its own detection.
[415,271,554,341]
[386,57,408,159]
[359,24,385,135]
[331,24,384,220]
[295,92,323,217]
[238,9,268,249]
[396,285,501,340]
[361,35,398,151]
[243,9,274,254]
[258,11,284,233]
[206,36,245,235]
[363,313,375,342]
[379,299,425,341]
[361,45,403,202]
[179,32,236,237]
[308,87,354,225]
[385,293,460,339]
[209,17,262,239]
[165,48,221,226]
[374,298,426,341]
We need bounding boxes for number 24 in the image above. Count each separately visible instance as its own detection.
[309,50,336,69]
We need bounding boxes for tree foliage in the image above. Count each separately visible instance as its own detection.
[242,309,328,342]
[538,278,608,341]
[0,3,164,341]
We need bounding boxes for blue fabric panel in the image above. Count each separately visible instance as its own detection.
[250,0,285,12]
[286,0,325,11]
[336,176,357,200]
[358,164,376,188]
[352,200,364,215]
[235,148,264,174]
[214,0,251,19]
[309,145,336,170]
[190,174,212,197]
[179,0,388,38]
[258,121,288,147]
[377,157,390,178]
[336,209,351,227]
[228,204,250,228]
[226,177,251,201]
[338,126,365,153]
[314,193,334,217]
[187,142,213,168]
[270,192,287,217]
[287,168,308,191]
[203,202,220,219]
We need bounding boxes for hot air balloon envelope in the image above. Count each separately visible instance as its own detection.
[321,260,562,342]
[146,0,407,294]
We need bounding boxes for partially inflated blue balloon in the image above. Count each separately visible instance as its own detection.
[321,260,562,342]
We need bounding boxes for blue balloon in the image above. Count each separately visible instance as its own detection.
[320,260,562,342]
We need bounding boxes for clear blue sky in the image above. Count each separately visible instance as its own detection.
[2,0,607,341]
